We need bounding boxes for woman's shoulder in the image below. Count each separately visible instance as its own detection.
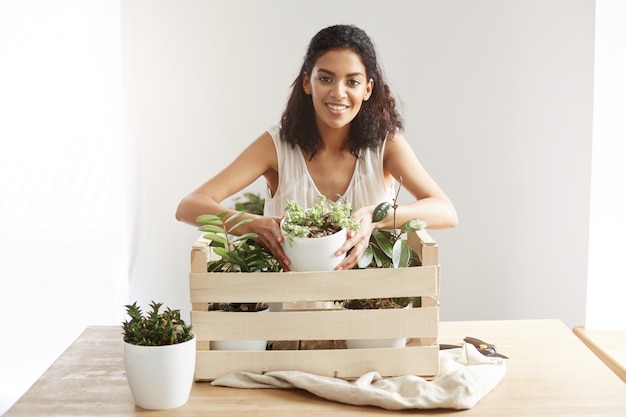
[266,125,280,140]
[383,129,409,151]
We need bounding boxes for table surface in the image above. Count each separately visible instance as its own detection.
[573,326,626,383]
[6,319,626,416]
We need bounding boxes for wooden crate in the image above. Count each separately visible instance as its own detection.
[189,229,440,381]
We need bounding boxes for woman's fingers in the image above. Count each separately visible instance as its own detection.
[255,217,291,271]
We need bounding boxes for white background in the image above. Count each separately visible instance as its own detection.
[0,0,624,414]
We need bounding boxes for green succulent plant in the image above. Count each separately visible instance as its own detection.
[281,196,361,243]
[122,301,193,346]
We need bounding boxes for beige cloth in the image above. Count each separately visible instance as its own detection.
[211,343,506,410]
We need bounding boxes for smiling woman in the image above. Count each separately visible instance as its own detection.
[176,24,458,274]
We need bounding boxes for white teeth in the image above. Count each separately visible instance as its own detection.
[327,104,347,111]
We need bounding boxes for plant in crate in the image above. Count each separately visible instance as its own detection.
[233,192,266,215]
[345,178,426,311]
[121,301,195,410]
[196,210,279,313]
[196,208,277,350]
[280,196,360,272]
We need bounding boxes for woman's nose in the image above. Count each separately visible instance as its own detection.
[330,83,346,99]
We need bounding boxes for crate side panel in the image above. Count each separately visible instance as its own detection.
[190,266,439,304]
[195,346,439,381]
[192,307,438,341]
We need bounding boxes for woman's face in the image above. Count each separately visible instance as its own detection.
[302,49,373,131]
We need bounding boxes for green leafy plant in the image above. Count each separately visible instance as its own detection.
[348,178,426,309]
[122,301,193,346]
[281,196,361,244]
[197,211,281,273]
[234,192,265,215]
[196,208,279,312]
[357,179,426,269]
[343,297,421,309]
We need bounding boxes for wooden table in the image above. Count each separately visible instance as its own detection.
[6,319,626,416]
[574,326,626,383]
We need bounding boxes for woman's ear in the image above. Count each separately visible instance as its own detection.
[302,72,312,95]
[364,78,374,101]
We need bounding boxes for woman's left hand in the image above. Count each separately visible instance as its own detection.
[335,206,374,270]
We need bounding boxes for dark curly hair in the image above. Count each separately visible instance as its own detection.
[280,24,403,159]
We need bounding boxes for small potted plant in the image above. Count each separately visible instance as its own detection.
[122,301,195,410]
[344,179,426,348]
[196,210,277,350]
[280,196,360,272]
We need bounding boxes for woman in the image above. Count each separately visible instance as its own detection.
[176,24,458,271]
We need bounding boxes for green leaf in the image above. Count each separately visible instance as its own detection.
[207,260,226,272]
[372,230,393,258]
[372,245,391,268]
[198,224,225,233]
[401,219,426,234]
[358,245,374,268]
[196,214,221,224]
[372,202,391,222]
[202,233,227,245]
[224,211,245,224]
[227,218,254,234]
[212,247,229,258]
[392,239,411,268]
[230,233,258,244]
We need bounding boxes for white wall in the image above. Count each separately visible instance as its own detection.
[0,1,128,414]
[586,0,626,331]
[122,0,595,328]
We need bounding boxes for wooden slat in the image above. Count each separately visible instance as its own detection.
[408,230,438,266]
[190,239,208,273]
[192,307,438,341]
[190,266,439,303]
[421,295,439,308]
[194,345,439,381]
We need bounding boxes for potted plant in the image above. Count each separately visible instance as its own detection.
[122,301,195,410]
[343,179,426,348]
[280,196,360,272]
[196,210,277,350]
[233,191,266,215]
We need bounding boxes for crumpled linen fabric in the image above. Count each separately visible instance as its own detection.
[211,343,506,410]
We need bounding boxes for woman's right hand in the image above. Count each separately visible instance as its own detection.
[248,215,291,271]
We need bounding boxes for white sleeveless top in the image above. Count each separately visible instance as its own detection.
[263,125,394,216]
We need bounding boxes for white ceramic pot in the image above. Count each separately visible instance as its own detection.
[345,303,411,349]
[210,307,269,351]
[281,219,347,272]
[123,333,196,410]
[345,336,407,349]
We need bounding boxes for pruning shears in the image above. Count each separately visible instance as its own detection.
[440,336,509,359]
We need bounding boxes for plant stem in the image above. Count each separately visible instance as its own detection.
[392,176,403,240]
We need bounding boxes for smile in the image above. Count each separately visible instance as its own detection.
[326,103,348,111]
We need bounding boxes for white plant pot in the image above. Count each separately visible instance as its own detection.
[345,336,407,349]
[281,219,347,272]
[345,303,411,349]
[210,307,269,351]
[123,333,196,410]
